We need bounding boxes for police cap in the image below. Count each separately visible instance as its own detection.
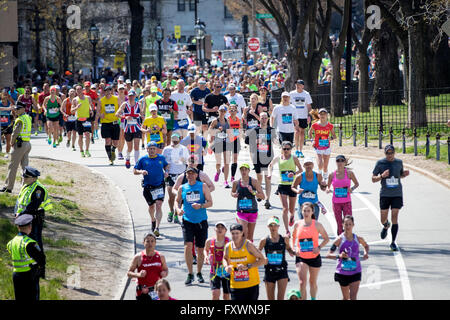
[15,214,33,226]
[23,166,41,178]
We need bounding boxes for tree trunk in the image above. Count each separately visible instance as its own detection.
[275,33,286,58]
[425,25,450,89]
[330,56,344,116]
[357,49,370,112]
[408,22,427,128]
[285,47,302,92]
[128,0,144,81]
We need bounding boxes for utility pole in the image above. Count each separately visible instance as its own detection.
[252,0,257,37]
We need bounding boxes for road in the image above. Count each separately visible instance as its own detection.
[27,132,450,300]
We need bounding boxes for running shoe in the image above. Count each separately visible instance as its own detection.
[39,126,43,132]
[111,150,116,162]
[53,143,57,148]
[154,228,160,237]
[295,150,304,158]
[91,136,94,144]
[193,255,197,265]
[72,146,76,151]
[264,200,271,209]
[58,136,63,143]
[174,214,180,224]
[381,221,390,239]
[185,274,194,285]
[85,151,91,157]
[214,171,220,182]
[390,243,399,251]
[81,151,85,158]
[289,215,295,227]
[4,153,9,159]
[34,131,38,136]
[224,181,231,188]
[66,141,70,148]
[47,138,51,145]
[118,152,124,160]
[125,159,131,169]
[152,220,156,232]
[167,212,174,223]
[196,273,205,283]
[286,230,291,238]
[231,176,235,183]
[109,160,114,166]
[141,143,145,150]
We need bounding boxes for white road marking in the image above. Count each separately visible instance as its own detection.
[352,207,369,212]
[322,203,338,238]
[360,278,402,288]
[368,239,390,245]
[354,192,414,300]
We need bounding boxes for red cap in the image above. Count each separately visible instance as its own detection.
[84,81,91,87]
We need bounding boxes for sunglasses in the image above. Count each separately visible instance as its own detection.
[385,151,394,155]
[336,159,345,163]
[283,148,291,151]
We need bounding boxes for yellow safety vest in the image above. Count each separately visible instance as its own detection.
[15,181,52,216]
[7,234,37,273]
[15,114,32,142]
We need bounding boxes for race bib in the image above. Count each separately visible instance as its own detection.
[299,238,313,252]
[186,191,201,203]
[150,187,164,200]
[233,269,249,282]
[386,176,399,188]
[301,191,316,199]
[282,114,293,124]
[247,119,258,129]
[217,132,227,140]
[82,121,91,128]
[281,172,294,183]
[334,187,348,198]
[232,128,240,137]
[149,291,158,300]
[267,253,283,265]
[215,266,229,278]
[105,104,115,114]
[127,118,137,125]
[238,198,252,210]
[162,112,171,120]
[257,143,268,153]
[0,117,8,123]
[177,119,188,127]
[342,259,357,271]
[48,108,57,114]
[295,98,305,108]
[208,116,217,123]
[150,133,160,142]
[67,115,77,122]
[319,138,329,147]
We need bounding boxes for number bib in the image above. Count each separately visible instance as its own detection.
[48,108,58,115]
[150,133,160,142]
[238,198,253,210]
[162,112,171,120]
[127,118,137,125]
[150,187,164,200]
[186,191,201,203]
[342,259,357,271]
[282,114,293,124]
[267,252,283,265]
[233,269,249,282]
[299,238,314,252]
[257,143,268,153]
[247,119,258,129]
[0,117,9,123]
[67,115,77,122]
[82,121,91,128]
[334,187,348,198]
[217,132,227,140]
[318,138,329,147]
[177,119,188,127]
[386,176,399,188]
[104,104,116,113]
[281,172,293,183]
[301,191,316,199]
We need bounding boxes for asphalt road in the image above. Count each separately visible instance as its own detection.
[27,131,450,300]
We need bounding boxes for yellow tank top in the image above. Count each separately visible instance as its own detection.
[228,240,260,289]
[76,96,91,119]
[100,96,119,123]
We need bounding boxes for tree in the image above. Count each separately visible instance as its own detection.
[127,0,144,81]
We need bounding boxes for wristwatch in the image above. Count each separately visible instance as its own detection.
[247,263,252,269]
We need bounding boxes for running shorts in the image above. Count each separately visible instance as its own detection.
[193,112,208,125]
[295,255,322,268]
[230,284,259,301]
[228,139,241,154]
[88,110,96,123]
[334,272,361,287]
[315,147,331,155]
[101,122,120,140]
[1,125,13,135]
[210,274,231,293]
[65,121,76,132]
[124,131,142,142]
[380,196,403,210]
[181,218,208,248]
[236,211,258,224]
[143,183,165,206]
[297,118,308,129]
[47,116,60,123]
[76,120,92,135]
[253,163,270,174]
[277,184,297,198]
[278,131,294,144]
[165,173,181,187]
[264,266,289,283]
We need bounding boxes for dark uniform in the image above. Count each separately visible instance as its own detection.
[7,214,46,300]
[14,166,52,253]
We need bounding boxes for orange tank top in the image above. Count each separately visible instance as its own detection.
[228,116,241,142]
[63,98,74,121]
[295,220,319,259]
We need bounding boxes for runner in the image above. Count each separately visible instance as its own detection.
[204,222,231,300]
[243,94,262,130]
[292,157,327,220]
[227,105,242,182]
[134,141,169,237]
[258,216,295,300]
[72,85,94,157]
[144,86,161,119]
[60,89,77,151]
[326,215,369,300]
[171,79,193,138]
[83,81,100,143]
[190,78,211,137]
[326,155,359,235]
[209,105,232,187]
[139,86,151,149]
[0,92,13,156]
[156,88,177,146]
[180,124,208,172]
[290,80,313,158]
[38,83,50,136]
[257,86,274,115]
[17,86,38,135]
[245,112,277,209]
[127,232,168,301]
[292,202,329,300]
[162,132,189,225]
[172,154,215,194]
[116,90,143,168]
[225,83,246,120]
[116,84,128,160]
[31,87,42,135]
[271,91,298,145]
[175,167,213,285]
[155,279,177,300]
[268,141,303,236]
[309,108,336,181]
[141,104,166,154]
[42,86,62,148]
[231,163,265,242]
[99,86,120,165]
[372,144,409,251]
[203,83,228,141]
[223,223,266,301]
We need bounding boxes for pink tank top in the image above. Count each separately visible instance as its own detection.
[332,168,352,203]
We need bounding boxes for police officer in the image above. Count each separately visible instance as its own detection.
[14,166,52,253]
[1,101,32,193]
[7,214,46,300]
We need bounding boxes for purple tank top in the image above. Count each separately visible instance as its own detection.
[336,233,361,275]
[332,168,351,203]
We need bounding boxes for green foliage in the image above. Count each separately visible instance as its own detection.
[405,143,449,163]
[0,193,17,208]
[41,175,73,187]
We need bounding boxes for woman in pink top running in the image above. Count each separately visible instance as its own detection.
[326,155,359,235]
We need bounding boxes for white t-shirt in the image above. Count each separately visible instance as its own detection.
[171,91,192,120]
[289,90,313,119]
[225,93,246,118]
[272,104,297,133]
[162,144,190,175]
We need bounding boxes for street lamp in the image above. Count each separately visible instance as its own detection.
[155,23,164,78]
[89,22,100,82]
[194,20,206,66]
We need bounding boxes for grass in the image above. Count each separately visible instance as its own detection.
[46,199,83,224]
[405,143,449,163]
[0,158,7,166]
[0,193,17,208]
[40,175,74,187]
[47,187,75,197]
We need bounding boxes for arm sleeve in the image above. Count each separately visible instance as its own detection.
[27,243,46,267]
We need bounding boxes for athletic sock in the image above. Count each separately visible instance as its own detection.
[126,152,131,161]
[134,150,140,163]
[112,146,116,153]
[391,224,399,242]
[231,163,237,178]
[383,221,390,228]
[105,145,112,160]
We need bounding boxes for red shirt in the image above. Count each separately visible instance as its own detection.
[38,92,50,107]
[311,122,334,150]
[136,250,162,295]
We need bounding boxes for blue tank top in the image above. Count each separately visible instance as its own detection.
[298,171,319,204]
[0,100,11,127]
[182,181,207,223]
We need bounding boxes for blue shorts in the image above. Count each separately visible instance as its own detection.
[174,118,189,130]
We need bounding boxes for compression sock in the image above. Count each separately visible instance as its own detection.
[112,146,116,153]
[391,224,399,242]
[105,145,112,160]
[231,163,237,178]
[134,150,140,163]
[126,152,131,160]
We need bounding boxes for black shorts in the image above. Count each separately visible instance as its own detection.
[143,184,165,206]
[278,132,294,144]
[230,284,259,301]
[253,163,269,174]
[76,120,92,135]
[277,184,297,198]
[39,113,46,123]
[59,114,65,127]
[334,272,361,287]
[295,255,322,268]
[380,196,403,210]
[264,266,289,283]
[165,173,181,187]
[124,131,142,142]
[212,141,228,154]
[193,112,208,125]
[1,125,13,135]
[88,110,96,122]
[228,139,241,154]
[101,122,120,140]
[298,118,308,129]
[65,121,76,132]
[47,116,60,123]
[181,218,208,248]
[210,274,231,293]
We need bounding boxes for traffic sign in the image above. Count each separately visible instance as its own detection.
[248,37,260,52]
[256,13,273,19]
[174,25,181,39]
[114,51,126,70]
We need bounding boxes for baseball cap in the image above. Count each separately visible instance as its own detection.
[384,144,395,153]
[118,84,125,89]
[296,79,305,85]
[150,86,158,93]
[287,289,301,300]
[228,83,236,89]
[149,104,158,111]
[267,216,281,226]
[215,221,227,229]
[118,76,125,81]
[239,163,251,170]
[281,91,290,97]
[104,86,112,91]
[128,90,137,96]
[198,79,207,85]
[303,157,314,165]
[318,108,328,114]
[186,167,198,174]
[230,223,243,232]
[147,141,157,148]
[281,141,293,148]
[14,101,26,109]
[219,105,227,111]
[171,133,180,141]
[32,87,38,93]
[335,155,346,161]
[126,79,132,84]
[143,232,157,241]
[188,124,196,132]
[151,76,157,81]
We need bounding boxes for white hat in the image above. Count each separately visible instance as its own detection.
[32,87,38,93]
[188,124,196,132]
[215,221,227,229]
[118,84,125,89]
[149,104,158,111]
[303,157,314,165]
[126,79,132,84]
[281,91,290,97]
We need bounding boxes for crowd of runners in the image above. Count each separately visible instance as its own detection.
[1,53,410,301]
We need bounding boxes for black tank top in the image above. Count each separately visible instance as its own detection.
[264,235,287,270]
[236,178,258,213]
